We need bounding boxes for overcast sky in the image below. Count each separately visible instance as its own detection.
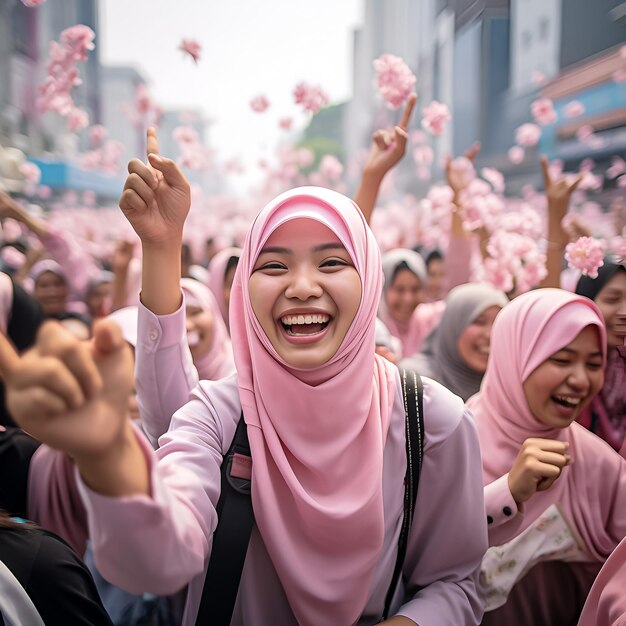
[99,0,363,172]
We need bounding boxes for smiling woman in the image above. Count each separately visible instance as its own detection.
[466,289,626,625]
[248,218,361,369]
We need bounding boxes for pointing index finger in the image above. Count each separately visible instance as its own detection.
[540,155,551,189]
[146,127,160,160]
[398,93,417,131]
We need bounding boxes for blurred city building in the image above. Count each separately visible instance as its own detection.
[0,0,216,203]
[344,0,626,198]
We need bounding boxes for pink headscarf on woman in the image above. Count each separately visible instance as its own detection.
[207,247,241,328]
[180,277,235,381]
[229,186,396,626]
[468,289,626,561]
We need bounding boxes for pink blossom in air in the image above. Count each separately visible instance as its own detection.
[515,123,541,147]
[481,167,505,194]
[421,101,451,136]
[250,95,270,113]
[508,146,525,164]
[60,25,95,62]
[413,145,434,166]
[173,126,199,144]
[531,98,557,126]
[564,101,585,118]
[279,117,293,130]
[37,185,52,200]
[293,82,330,114]
[19,162,41,184]
[576,125,594,142]
[606,156,626,179]
[577,171,603,191]
[532,70,546,85]
[565,237,605,278]
[295,148,315,168]
[373,54,416,110]
[68,107,89,132]
[448,156,476,190]
[318,155,344,182]
[179,39,201,64]
[88,125,107,147]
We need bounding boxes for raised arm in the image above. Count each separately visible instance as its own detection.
[353,94,416,224]
[538,156,583,289]
[119,127,190,315]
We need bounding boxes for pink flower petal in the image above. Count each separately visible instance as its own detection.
[373,54,416,110]
[179,39,201,64]
[508,146,525,164]
[250,95,270,113]
[564,101,585,118]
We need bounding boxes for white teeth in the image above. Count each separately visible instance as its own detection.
[281,313,330,325]
[555,395,581,406]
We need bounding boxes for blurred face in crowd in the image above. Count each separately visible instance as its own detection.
[426,257,446,301]
[185,305,215,359]
[86,281,112,319]
[457,305,501,373]
[594,271,626,349]
[385,268,424,322]
[223,259,239,312]
[34,271,69,315]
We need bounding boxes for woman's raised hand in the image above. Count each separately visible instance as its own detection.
[363,93,416,180]
[507,438,572,506]
[119,127,191,249]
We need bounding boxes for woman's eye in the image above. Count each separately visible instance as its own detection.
[255,262,286,272]
[550,357,570,366]
[320,258,348,268]
[587,362,603,371]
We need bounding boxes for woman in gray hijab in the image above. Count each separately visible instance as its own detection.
[401,283,508,400]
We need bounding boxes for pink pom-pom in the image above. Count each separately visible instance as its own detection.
[250,95,270,113]
[515,123,541,147]
[179,39,201,64]
[421,101,451,136]
[60,25,95,62]
[373,54,416,110]
[564,101,585,119]
[531,98,557,126]
[278,117,293,130]
[67,107,89,132]
[565,237,605,278]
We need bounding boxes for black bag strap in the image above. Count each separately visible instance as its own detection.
[197,368,424,625]
[195,414,253,626]
[382,368,425,620]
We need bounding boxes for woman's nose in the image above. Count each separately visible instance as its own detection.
[285,268,323,300]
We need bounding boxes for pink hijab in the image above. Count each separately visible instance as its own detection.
[207,247,241,328]
[229,186,397,626]
[578,534,626,625]
[468,289,626,561]
[180,277,235,380]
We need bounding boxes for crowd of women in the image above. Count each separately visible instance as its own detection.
[0,94,623,626]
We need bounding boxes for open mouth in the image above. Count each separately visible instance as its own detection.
[551,395,582,410]
[280,313,330,336]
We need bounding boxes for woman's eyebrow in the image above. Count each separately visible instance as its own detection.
[258,246,291,255]
[312,243,345,252]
